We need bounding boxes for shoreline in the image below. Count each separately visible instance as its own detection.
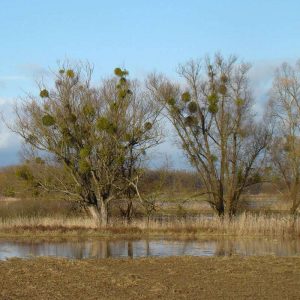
[0,229,299,240]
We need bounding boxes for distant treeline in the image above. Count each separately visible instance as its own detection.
[0,164,281,200]
[0,165,202,198]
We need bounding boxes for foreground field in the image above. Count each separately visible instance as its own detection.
[0,256,299,299]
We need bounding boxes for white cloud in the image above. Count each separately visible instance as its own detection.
[0,97,20,165]
[249,58,299,116]
[0,130,20,149]
[249,60,280,116]
[0,97,14,106]
[0,97,19,147]
[17,63,50,78]
[0,75,28,89]
[0,75,27,81]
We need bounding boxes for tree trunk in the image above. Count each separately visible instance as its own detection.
[290,203,298,216]
[87,201,108,227]
[125,200,134,223]
[289,196,298,231]
[289,190,299,217]
[99,200,108,227]
[216,198,225,217]
[226,199,237,220]
[228,206,236,220]
[87,205,102,226]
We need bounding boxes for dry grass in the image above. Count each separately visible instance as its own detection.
[0,216,97,229]
[0,197,81,219]
[0,213,299,238]
[0,256,299,299]
[129,213,300,237]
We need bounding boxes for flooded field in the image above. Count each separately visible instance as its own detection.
[1,237,300,260]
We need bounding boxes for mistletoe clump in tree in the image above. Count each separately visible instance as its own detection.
[11,63,160,226]
[148,54,269,217]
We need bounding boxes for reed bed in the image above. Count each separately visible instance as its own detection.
[0,213,299,237]
[125,213,300,236]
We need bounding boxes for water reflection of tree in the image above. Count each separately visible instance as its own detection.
[214,240,235,256]
[4,238,300,259]
[88,240,112,258]
[146,240,150,256]
[181,241,190,255]
[127,241,133,258]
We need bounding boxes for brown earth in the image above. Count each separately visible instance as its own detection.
[0,256,300,299]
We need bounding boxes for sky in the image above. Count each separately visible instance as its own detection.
[1,0,300,168]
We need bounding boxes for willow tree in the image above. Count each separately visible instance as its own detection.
[148,54,268,217]
[11,63,160,226]
[267,61,300,215]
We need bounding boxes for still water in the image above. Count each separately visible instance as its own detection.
[1,238,300,260]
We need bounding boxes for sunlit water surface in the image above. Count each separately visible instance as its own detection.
[1,238,300,260]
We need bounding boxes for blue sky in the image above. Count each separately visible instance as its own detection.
[1,0,300,168]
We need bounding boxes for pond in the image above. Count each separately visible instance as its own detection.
[1,238,300,260]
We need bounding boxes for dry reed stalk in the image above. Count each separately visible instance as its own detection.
[0,213,298,236]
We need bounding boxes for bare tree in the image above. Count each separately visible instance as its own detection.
[9,63,160,226]
[147,54,269,217]
[267,61,300,215]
